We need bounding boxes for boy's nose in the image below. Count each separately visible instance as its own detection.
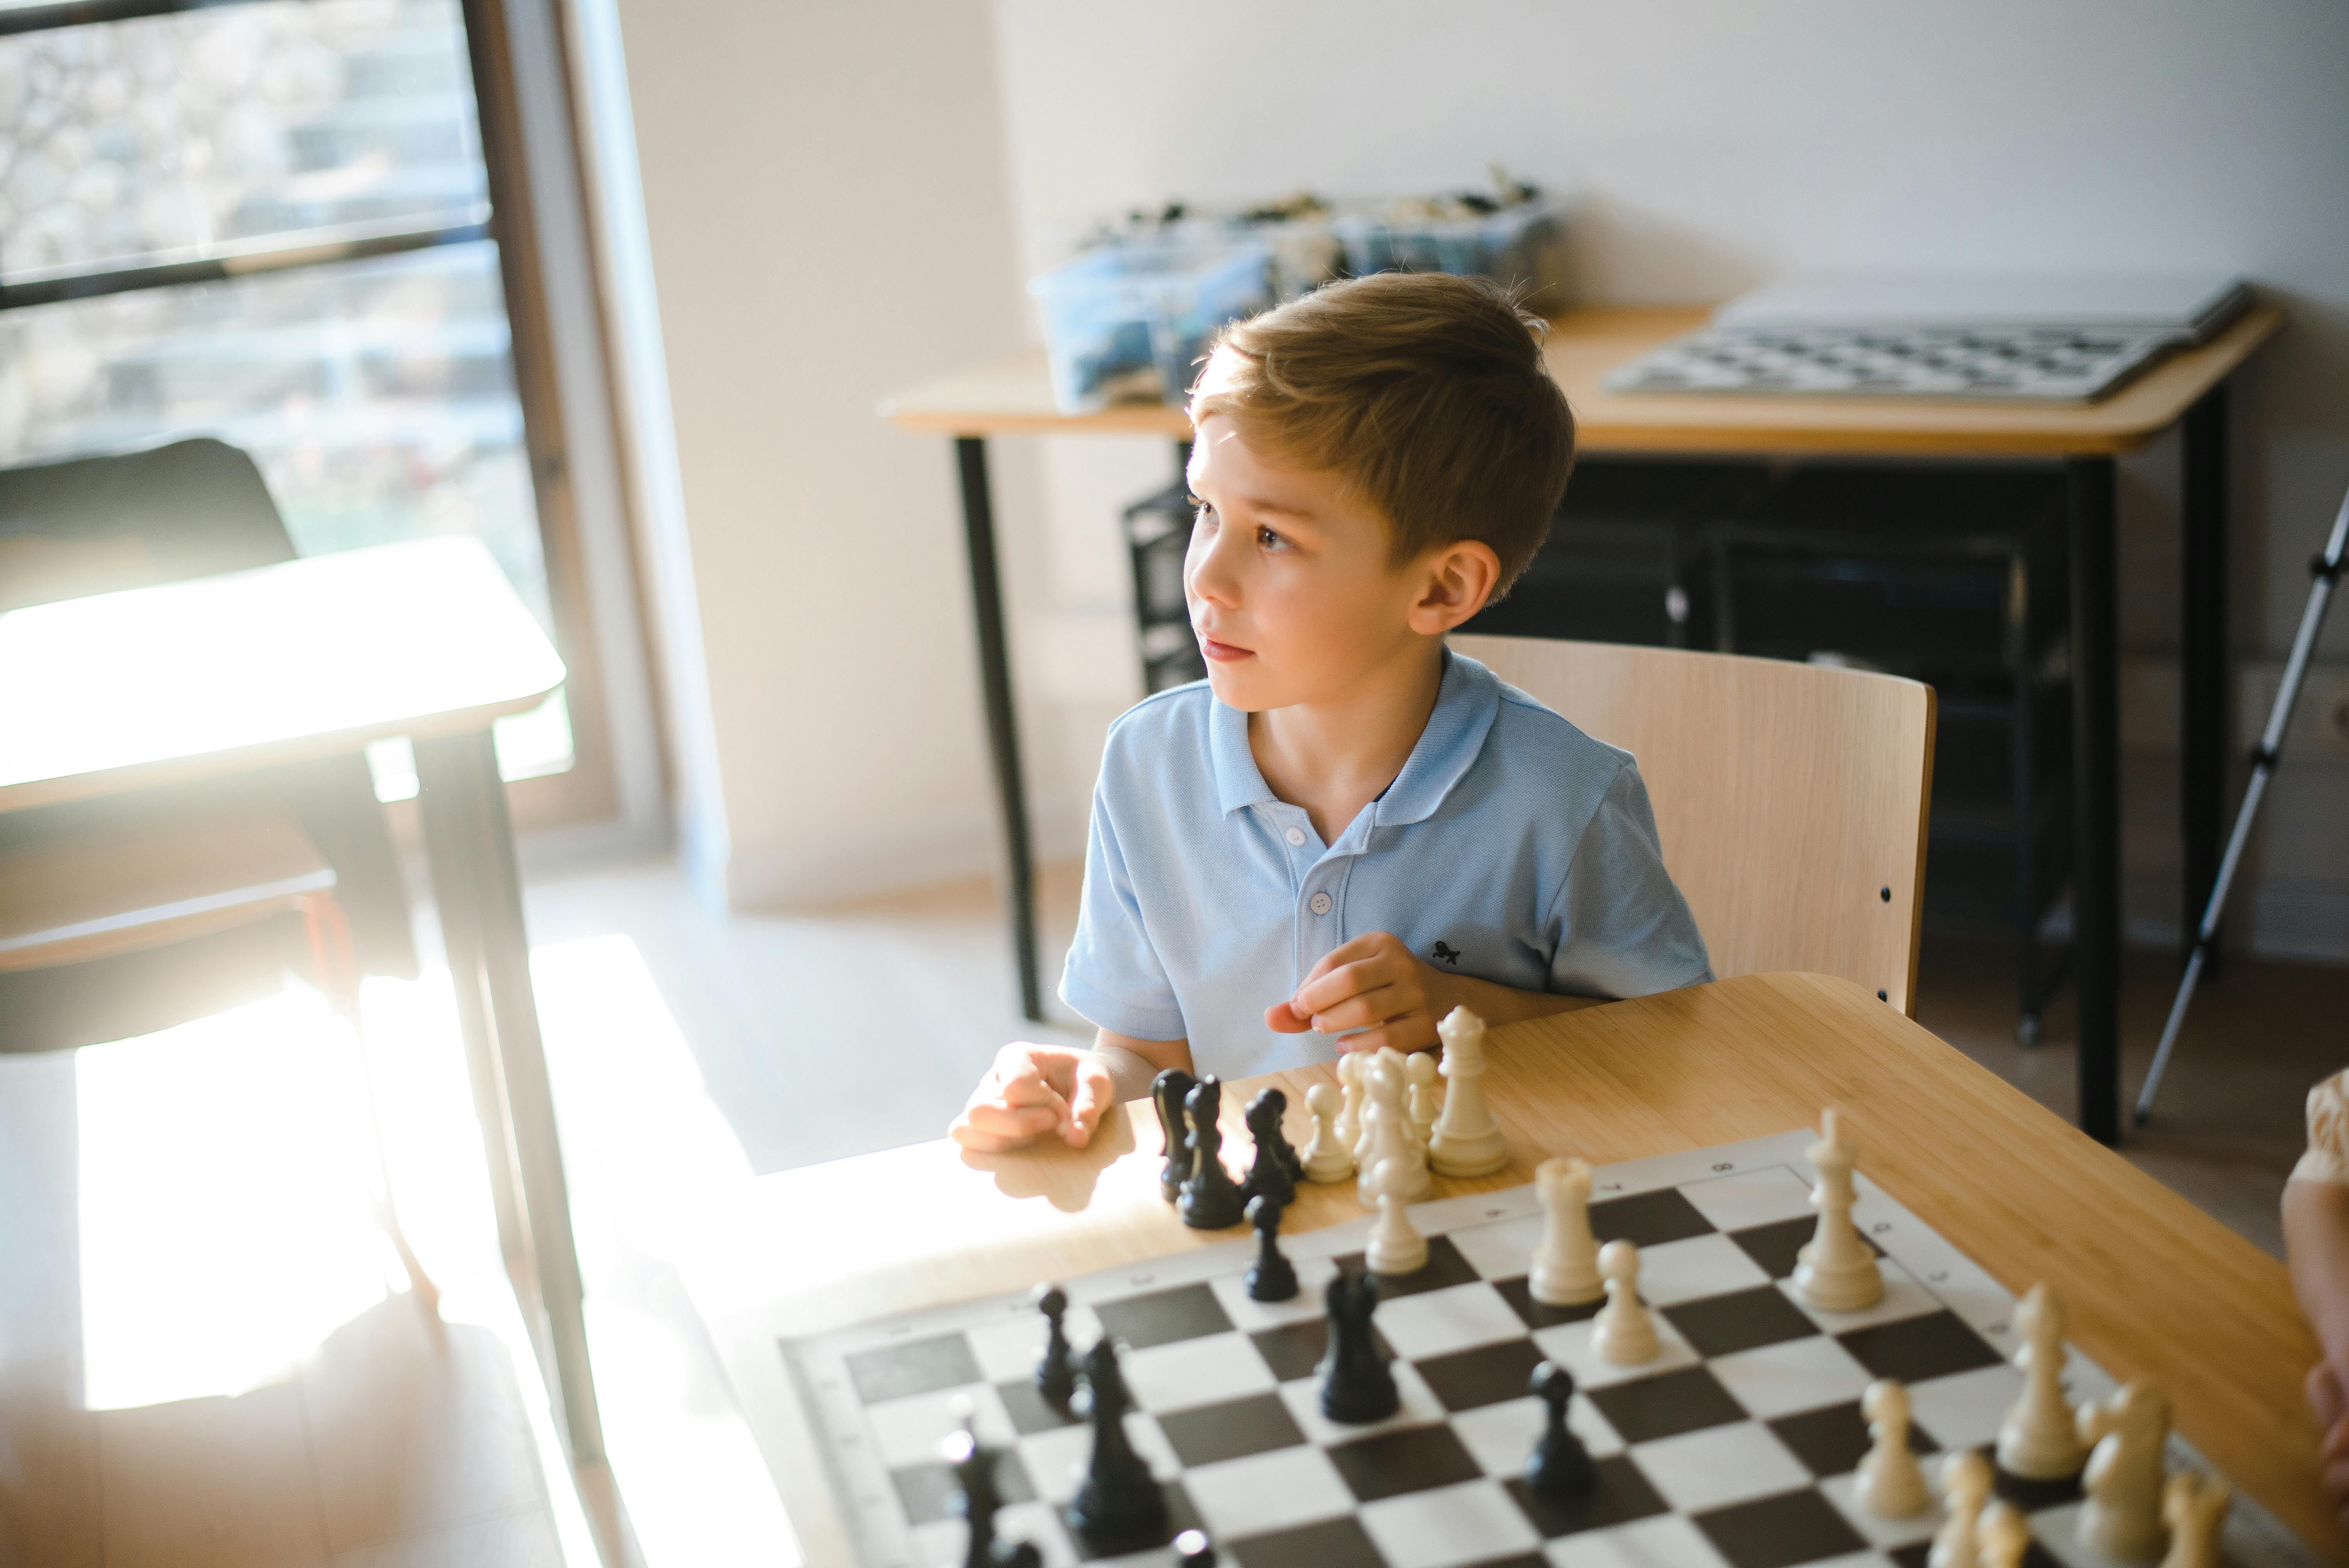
[1185,529,1242,607]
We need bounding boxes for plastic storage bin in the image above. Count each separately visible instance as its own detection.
[1029,239,1274,413]
[1331,194,1565,294]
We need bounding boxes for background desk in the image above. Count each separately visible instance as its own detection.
[882,303,2286,1144]
[0,536,605,1463]
[678,972,2337,1566]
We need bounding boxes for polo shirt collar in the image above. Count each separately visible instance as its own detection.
[1205,649,1502,826]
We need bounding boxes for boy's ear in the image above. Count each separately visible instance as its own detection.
[1407,540,1502,635]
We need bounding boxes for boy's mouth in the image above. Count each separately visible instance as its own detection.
[1199,635,1254,663]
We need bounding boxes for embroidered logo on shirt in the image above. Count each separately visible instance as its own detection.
[1431,941,1461,966]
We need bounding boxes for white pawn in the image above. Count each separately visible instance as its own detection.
[1405,1052,1441,1149]
[1529,1156,1603,1306]
[1428,1007,1509,1178]
[1792,1107,1884,1312]
[1354,1051,1400,1167]
[1977,1501,2032,1568]
[1928,1449,1993,1568]
[2076,1381,2170,1563]
[1592,1240,1658,1365]
[1333,1053,1364,1153]
[2158,1472,2230,1568]
[1365,1157,1427,1275]
[1357,1096,1430,1204]
[1855,1379,1929,1518]
[1300,1083,1356,1184]
[1998,1283,2087,1480]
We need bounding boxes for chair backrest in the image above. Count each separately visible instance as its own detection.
[1451,634,1937,1014]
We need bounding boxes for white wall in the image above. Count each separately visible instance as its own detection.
[988,0,2349,959]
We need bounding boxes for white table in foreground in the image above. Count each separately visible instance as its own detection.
[0,536,605,1463]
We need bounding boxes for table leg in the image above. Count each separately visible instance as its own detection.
[2067,458,2122,1145]
[955,436,1043,1023]
[415,729,606,1463]
[2181,385,2229,980]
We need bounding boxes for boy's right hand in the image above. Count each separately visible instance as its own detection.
[950,1042,1114,1153]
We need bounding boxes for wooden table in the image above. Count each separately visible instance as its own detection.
[882,303,2288,1145]
[679,972,2337,1566]
[0,536,605,1463]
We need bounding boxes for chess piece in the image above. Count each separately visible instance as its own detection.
[1928,1449,1993,1568]
[1791,1107,1884,1312]
[1317,1266,1398,1423]
[1177,1078,1247,1230]
[1333,1053,1364,1153]
[1356,1096,1430,1203]
[1523,1360,1595,1499]
[1854,1379,1928,1518]
[1977,1501,2032,1568]
[1151,1069,1196,1204]
[1066,1338,1165,1544]
[1244,1194,1298,1302]
[1365,1157,1428,1275]
[1173,1528,1217,1567]
[1354,1050,1401,1167]
[994,1547,1042,1568]
[1241,1089,1297,1211]
[1300,1083,1356,1183]
[1530,1156,1603,1306]
[2076,1381,2171,1563]
[1034,1284,1077,1412]
[1428,1007,1508,1177]
[2158,1472,2230,1568]
[1592,1240,1658,1365]
[1998,1283,2088,1479]
[1404,1052,1440,1148]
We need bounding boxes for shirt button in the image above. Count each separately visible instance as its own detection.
[1309,892,1333,915]
[1285,827,1306,847]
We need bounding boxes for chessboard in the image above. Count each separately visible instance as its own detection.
[1599,326,2184,403]
[781,1130,2319,1568]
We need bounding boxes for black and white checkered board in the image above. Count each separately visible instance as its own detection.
[783,1131,2315,1568]
[1600,327,2181,402]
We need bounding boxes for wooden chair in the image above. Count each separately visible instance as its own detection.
[1451,634,1937,1014]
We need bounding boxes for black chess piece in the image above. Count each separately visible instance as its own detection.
[1034,1283,1077,1412]
[1152,1069,1197,1203]
[1316,1265,1398,1423]
[1066,1338,1167,1545]
[1524,1360,1595,1499]
[1240,1089,1298,1210]
[1173,1527,1217,1567]
[1176,1077,1246,1229]
[943,1425,1002,1568]
[1242,1194,1297,1303]
[990,1545,1042,1568]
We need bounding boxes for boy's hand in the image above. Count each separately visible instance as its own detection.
[1264,930,1453,1055]
[950,1042,1114,1153]
[2310,1356,2349,1521]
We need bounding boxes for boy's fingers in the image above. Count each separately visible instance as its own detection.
[960,1100,1061,1140]
[1264,999,1314,1032]
[1064,1066,1112,1147]
[1309,984,1414,1033]
[1294,957,1413,1017]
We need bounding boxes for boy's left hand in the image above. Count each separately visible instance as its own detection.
[1264,930,1453,1055]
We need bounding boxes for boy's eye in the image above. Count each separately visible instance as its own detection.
[1188,495,1215,523]
[1256,525,1289,551]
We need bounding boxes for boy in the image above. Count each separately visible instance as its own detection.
[952,272,1711,1154]
[2285,1068,2349,1523]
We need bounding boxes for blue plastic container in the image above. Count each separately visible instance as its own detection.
[1028,239,1274,413]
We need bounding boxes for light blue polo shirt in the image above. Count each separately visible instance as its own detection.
[1060,649,1713,1080]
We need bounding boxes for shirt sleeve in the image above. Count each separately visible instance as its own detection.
[1058,783,1188,1042]
[2294,1070,2349,1185]
[1542,760,1714,999]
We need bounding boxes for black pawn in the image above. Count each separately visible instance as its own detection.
[1316,1266,1398,1424]
[1524,1360,1595,1499]
[1066,1338,1166,1545]
[1240,1089,1298,1210]
[991,1546,1042,1568]
[1173,1527,1217,1566]
[1176,1078,1246,1229]
[943,1427,1002,1568]
[1034,1284,1077,1412]
[1243,1194,1297,1302]
[1151,1069,1196,1204]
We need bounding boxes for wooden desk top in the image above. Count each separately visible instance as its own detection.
[0,536,565,814]
[882,302,2284,457]
[679,972,2338,1565]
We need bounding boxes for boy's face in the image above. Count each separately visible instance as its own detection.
[1184,359,1485,713]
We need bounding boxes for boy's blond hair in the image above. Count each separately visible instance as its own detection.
[1192,271,1576,590]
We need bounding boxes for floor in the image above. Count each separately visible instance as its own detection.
[2,852,2338,1568]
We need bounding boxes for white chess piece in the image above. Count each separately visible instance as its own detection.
[1998,1283,2088,1480]
[2158,1472,2230,1568]
[1356,1096,1429,1203]
[1928,1449,1993,1568]
[1529,1156,1603,1306]
[1592,1239,1658,1365]
[1428,1007,1508,1178]
[1855,1379,1929,1518]
[1300,1083,1356,1184]
[2076,1381,2170,1563]
[1404,1052,1441,1149]
[1977,1501,2032,1568]
[1333,1053,1363,1154]
[1791,1107,1884,1312]
[1364,1157,1427,1275]
[1353,1051,1400,1167]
